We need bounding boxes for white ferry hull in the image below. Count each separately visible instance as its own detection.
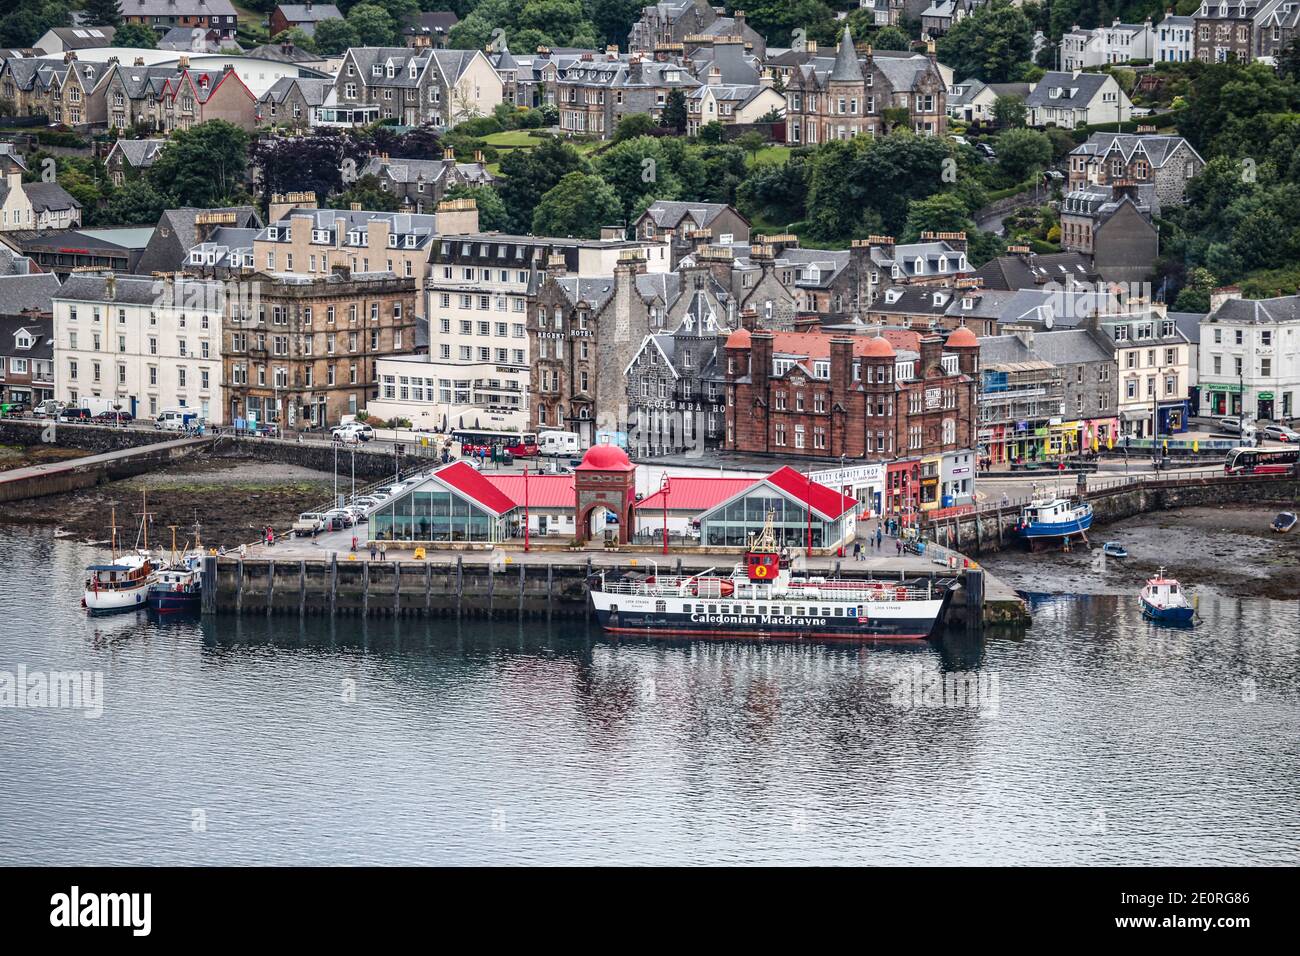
[589,589,949,641]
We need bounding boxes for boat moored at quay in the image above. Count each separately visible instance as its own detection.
[1017,493,1093,549]
[587,519,954,641]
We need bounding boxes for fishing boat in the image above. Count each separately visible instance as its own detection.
[1271,511,1297,533]
[587,513,953,641]
[1102,541,1128,559]
[148,523,203,613]
[1017,493,1093,549]
[82,503,156,614]
[1139,568,1195,626]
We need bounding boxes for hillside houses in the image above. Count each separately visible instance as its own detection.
[332,47,501,128]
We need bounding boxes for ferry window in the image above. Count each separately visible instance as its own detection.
[823,608,832,616]
[784,607,793,615]
[797,607,806,616]
[834,608,843,616]
[655,601,667,613]
[708,605,717,614]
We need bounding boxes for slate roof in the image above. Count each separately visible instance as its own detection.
[41,26,116,50]
[275,3,342,22]
[641,200,731,230]
[1071,133,1202,169]
[1168,311,1205,344]
[1209,295,1300,325]
[259,75,331,105]
[0,314,54,360]
[1030,328,1115,366]
[1025,71,1110,108]
[974,252,1098,291]
[554,276,616,311]
[0,273,61,315]
[119,0,237,15]
[135,206,261,276]
[22,182,82,213]
[107,138,166,169]
[829,25,864,82]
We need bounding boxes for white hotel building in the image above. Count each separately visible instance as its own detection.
[1199,292,1300,422]
[52,274,226,423]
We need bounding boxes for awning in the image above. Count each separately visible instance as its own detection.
[1120,410,1149,422]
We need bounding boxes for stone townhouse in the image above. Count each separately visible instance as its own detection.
[783,27,947,145]
[686,77,784,135]
[253,196,479,290]
[722,324,979,461]
[92,58,259,133]
[625,289,731,457]
[1059,183,1160,284]
[628,0,723,53]
[269,3,342,39]
[120,0,240,41]
[634,200,750,266]
[257,75,332,129]
[0,145,81,231]
[222,267,419,429]
[1193,0,1265,61]
[333,47,501,128]
[1068,133,1204,205]
[361,149,494,215]
[1032,328,1120,449]
[556,51,700,137]
[104,139,166,186]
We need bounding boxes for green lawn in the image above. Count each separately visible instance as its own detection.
[747,144,791,166]
[480,130,550,148]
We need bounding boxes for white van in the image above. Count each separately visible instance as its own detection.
[538,430,581,457]
[155,408,196,431]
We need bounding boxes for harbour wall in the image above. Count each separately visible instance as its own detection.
[0,419,178,454]
[203,554,993,627]
[923,473,1300,556]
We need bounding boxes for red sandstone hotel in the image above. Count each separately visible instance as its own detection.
[722,326,980,460]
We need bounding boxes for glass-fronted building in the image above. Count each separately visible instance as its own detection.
[696,466,857,550]
[369,461,514,543]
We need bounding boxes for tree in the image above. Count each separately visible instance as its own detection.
[593,136,683,222]
[902,193,977,241]
[148,120,250,207]
[83,0,123,28]
[329,173,398,212]
[873,25,911,51]
[612,112,658,143]
[1172,266,1217,312]
[734,131,767,163]
[112,22,158,49]
[996,127,1052,181]
[936,3,1034,83]
[250,135,352,207]
[532,172,623,238]
[445,184,510,230]
[347,4,398,46]
[660,88,688,133]
[736,156,809,225]
[276,26,318,53]
[696,121,725,144]
[313,17,359,55]
[742,0,836,46]
[992,93,1027,128]
[497,137,588,232]
[104,178,171,226]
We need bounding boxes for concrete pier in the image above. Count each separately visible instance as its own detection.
[0,433,212,503]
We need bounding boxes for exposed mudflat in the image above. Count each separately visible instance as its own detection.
[0,443,90,471]
[0,454,333,550]
[981,505,1300,600]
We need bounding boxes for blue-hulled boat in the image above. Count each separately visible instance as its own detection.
[1139,569,1195,626]
[1017,494,1093,548]
[147,524,203,614]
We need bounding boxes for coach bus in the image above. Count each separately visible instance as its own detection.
[451,429,538,458]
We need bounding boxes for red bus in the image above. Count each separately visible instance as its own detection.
[452,429,538,458]
[1224,446,1299,475]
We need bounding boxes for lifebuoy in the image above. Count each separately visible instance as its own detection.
[754,564,768,578]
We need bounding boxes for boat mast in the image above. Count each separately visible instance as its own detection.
[109,505,118,562]
[135,490,153,551]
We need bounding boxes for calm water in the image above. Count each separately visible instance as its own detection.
[2,528,1298,865]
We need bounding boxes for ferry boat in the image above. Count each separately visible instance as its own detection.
[1017,493,1092,548]
[82,504,156,615]
[148,523,203,613]
[587,516,953,641]
[1139,568,1195,626]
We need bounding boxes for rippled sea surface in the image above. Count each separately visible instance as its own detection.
[1,528,1298,865]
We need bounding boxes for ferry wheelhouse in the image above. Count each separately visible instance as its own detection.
[587,517,952,641]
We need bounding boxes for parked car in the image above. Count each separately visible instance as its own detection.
[1218,417,1243,434]
[34,400,63,419]
[349,496,379,509]
[977,142,996,159]
[331,422,375,443]
[344,505,370,523]
[323,509,355,528]
[57,407,93,423]
[94,410,134,425]
[2,398,30,416]
[292,512,325,536]
[1262,423,1300,442]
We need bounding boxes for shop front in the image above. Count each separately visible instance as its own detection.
[940,450,976,508]
[1158,399,1190,435]
[1256,391,1275,422]
[918,455,942,513]
[807,462,885,517]
[885,458,921,525]
[1203,382,1242,418]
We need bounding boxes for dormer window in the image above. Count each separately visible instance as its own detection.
[387,234,398,247]
[266,227,278,240]
[372,65,382,77]
[409,63,418,79]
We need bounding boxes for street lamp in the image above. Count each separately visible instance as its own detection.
[660,472,670,556]
[523,462,530,553]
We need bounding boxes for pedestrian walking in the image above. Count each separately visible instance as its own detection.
[853,541,862,561]
[896,538,903,556]
[876,525,883,549]
[370,542,377,560]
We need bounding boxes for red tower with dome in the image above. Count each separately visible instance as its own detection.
[573,442,637,544]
